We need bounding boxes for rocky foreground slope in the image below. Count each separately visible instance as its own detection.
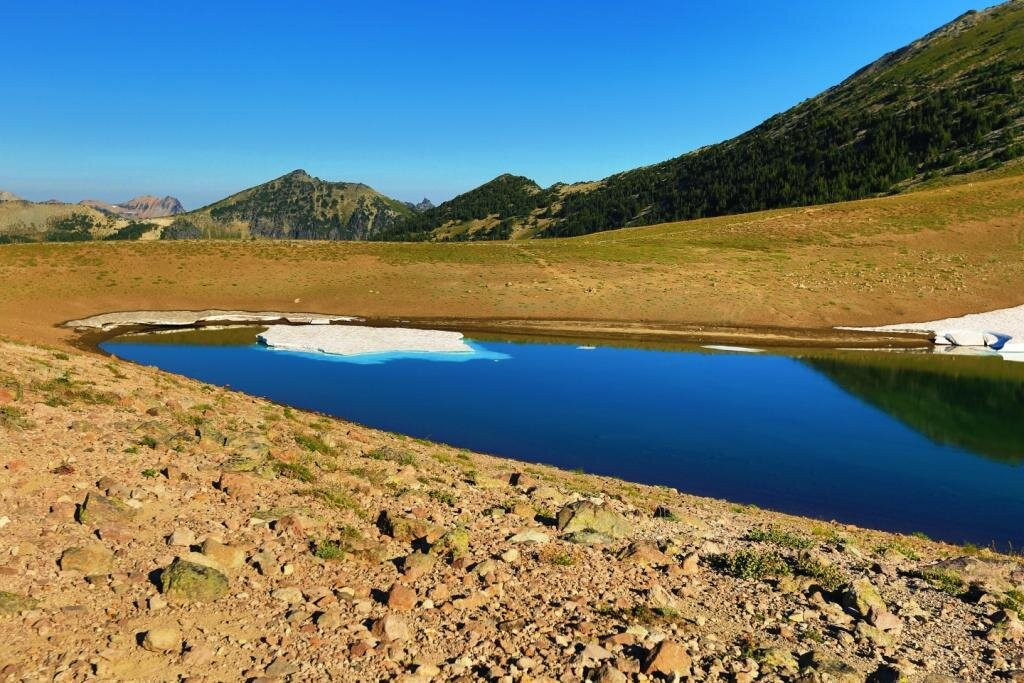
[1,338,1022,681]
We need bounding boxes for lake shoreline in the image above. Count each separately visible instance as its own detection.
[64,309,933,358]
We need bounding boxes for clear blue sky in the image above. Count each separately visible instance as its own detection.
[0,1,987,208]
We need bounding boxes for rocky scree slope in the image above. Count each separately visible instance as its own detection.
[0,338,1022,680]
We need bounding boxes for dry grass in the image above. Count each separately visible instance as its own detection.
[0,167,1022,346]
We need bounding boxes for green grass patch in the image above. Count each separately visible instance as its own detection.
[0,406,30,430]
[745,526,813,550]
[295,432,333,455]
[921,567,966,595]
[301,486,366,517]
[794,553,845,590]
[365,446,416,466]
[428,489,458,506]
[274,460,316,483]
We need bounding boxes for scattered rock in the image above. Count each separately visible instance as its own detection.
[642,640,690,676]
[200,539,246,571]
[167,527,196,547]
[142,626,182,653]
[841,577,886,619]
[387,583,417,611]
[508,529,550,545]
[59,543,114,575]
[372,614,411,642]
[76,492,135,526]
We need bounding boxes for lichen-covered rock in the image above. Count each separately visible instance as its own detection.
[59,543,114,574]
[841,578,886,619]
[556,501,631,539]
[855,621,895,648]
[400,551,436,581]
[378,510,443,543]
[160,558,229,603]
[508,529,550,545]
[802,649,863,683]
[76,492,135,526]
[430,527,469,559]
[0,591,38,616]
[760,647,798,673]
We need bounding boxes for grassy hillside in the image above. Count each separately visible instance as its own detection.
[0,161,1022,345]
[395,1,1024,241]
[0,201,123,243]
[165,169,414,240]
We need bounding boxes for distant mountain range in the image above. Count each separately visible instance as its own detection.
[81,195,184,219]
[2,1,1023,244]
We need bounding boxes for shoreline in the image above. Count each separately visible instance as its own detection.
[63,308,934,357]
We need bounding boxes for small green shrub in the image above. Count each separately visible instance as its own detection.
[0,406,30,430]
[874,540,919,560]
[794,553,845,590]
[921,567,966,595]
[429,489,457,506]
[274,460,316,483]
[745,526,813,549]
[548,553,574,566]
[366,446,416,466]
[139,435,158,449]
[313,540,347,561]
[295,433,333,455]
[709,550,791,579]
[998,589,1024,613]
[302,486,365,517]
[141,468,158,478]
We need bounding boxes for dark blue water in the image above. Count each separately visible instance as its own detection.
[102,337,1024,548]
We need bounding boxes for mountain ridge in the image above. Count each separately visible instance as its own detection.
[81,195,184,219]
[163,169,414,240]
[385,0,1024,241]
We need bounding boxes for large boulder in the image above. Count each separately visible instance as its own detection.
[160,558,229,603]
[556,501,631,539]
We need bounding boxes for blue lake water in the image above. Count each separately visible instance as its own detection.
[103,332,1024,548]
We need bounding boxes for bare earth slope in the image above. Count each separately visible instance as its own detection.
[0,165,1021,346]
[1,339,1021,681]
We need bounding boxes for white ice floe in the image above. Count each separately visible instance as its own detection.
[64,310,358,330]
[257,324,473,357]
[702,345,762,353]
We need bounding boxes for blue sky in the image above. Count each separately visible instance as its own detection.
[0,1,987,208]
